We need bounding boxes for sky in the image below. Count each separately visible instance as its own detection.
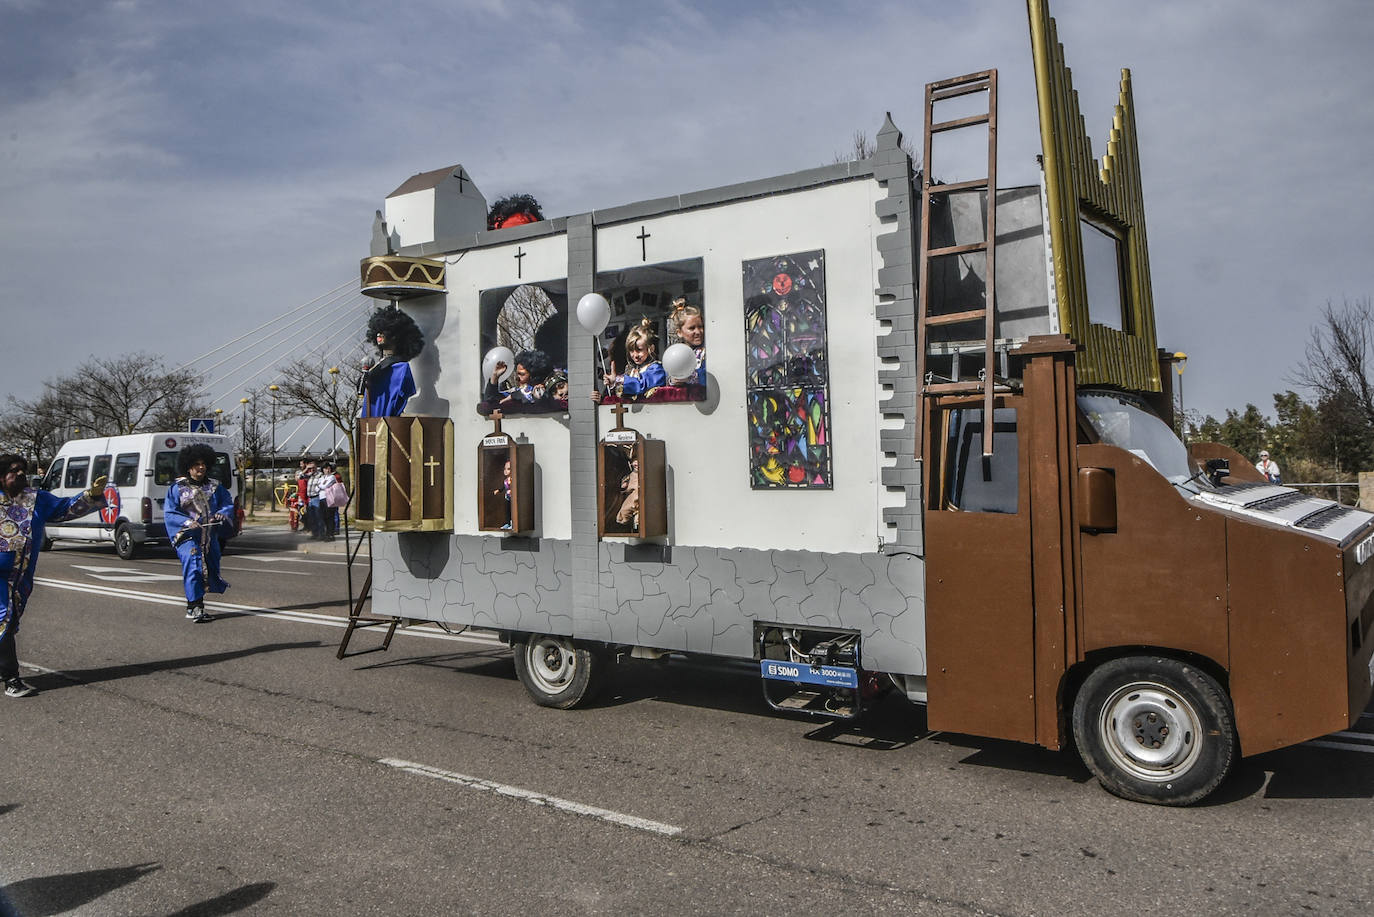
[2,0,1372,439]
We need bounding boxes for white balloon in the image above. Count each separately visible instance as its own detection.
[576,293,611,336]
[662,343,697,382]
[482,346,516,384]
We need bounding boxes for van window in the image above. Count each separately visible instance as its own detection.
[113,453,140,487]
[938,406,1019,514]
[42,459,64,491]
[64,457,90,490]
[92,454,112,486]
[155,451,234,487]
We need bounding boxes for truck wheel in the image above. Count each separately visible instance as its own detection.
[512,634,603,709]
[1072,656,1236,806]
[114,523,138,560]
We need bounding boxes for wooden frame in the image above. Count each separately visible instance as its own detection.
[477,411,535,534]
[597,403,667,538]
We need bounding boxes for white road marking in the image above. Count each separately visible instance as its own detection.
[378,758,683,837]
[33,577,500,646]
[68,565,185,583]
[1332,730,1374,743]
[245,555,352,566]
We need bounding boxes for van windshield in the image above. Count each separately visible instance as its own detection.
[154,451,234,487]
[1077,392,1192,485]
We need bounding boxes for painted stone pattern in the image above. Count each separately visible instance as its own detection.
[372,532,928,675]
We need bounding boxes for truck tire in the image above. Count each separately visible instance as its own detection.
[512,634,603,709]
[1072,656,1236,806]
[114,522,138,560]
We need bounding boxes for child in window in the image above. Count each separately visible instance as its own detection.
[668,298,705,386]
[594,319,666,402]
[485,349,552,407]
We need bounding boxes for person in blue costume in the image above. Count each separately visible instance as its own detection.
[0,454,106,697]
[668,298,706,386]
[483,349,552,409]
[164,444,235,623]
[363,307,424,417]
[592,318,667,403]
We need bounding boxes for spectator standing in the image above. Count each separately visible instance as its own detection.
[308,463,332,540]
[299,461,317,537]
[1255,450,1281,484]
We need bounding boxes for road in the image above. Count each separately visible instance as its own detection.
[3,524,1374,915]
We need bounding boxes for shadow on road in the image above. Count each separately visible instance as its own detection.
[1251,745,1374,801]
[164,882,276,916]
[28,642,322,692]
[1,863,159,917]
[0,804,16,818]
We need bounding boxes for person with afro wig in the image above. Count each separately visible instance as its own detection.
[163,444,234,622]
[363,307,425,417]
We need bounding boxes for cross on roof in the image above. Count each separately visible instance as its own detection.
[637,226,651,262]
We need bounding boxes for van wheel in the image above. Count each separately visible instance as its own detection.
[512,634,604,709]
[1072,656,1236,806]
[114,523,138,560]
[41,537,53,552]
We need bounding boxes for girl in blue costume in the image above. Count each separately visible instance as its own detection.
[668,298,706,386]
[0,454,106,697]
[164,444,234,623]
[594,318,667,403]
[363,307,424,417]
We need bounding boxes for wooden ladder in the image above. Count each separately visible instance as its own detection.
[916,69,1004,456]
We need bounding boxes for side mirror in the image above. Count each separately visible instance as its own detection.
[1205,457,1230,487]
[1078,467,1117,533]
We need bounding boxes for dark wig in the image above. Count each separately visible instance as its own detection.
[178,443,218,477]
[366,307,425,361]
[487,194,544,231]
[513,348,552,383]
[0,454,26,475]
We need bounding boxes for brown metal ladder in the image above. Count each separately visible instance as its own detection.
[335,521,401,659]
[916,69,1003,456]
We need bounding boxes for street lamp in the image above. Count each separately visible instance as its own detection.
[328,366,340,458]
[1173,351,1188,440]
[268,384,279,508]
[240,397,252,516]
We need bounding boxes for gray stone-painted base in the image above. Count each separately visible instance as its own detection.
[371,533,927,676]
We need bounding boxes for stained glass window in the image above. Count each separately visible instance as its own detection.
[742,250,833,489]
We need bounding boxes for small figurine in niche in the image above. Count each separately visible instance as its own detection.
[592,318,666,403]
[615,454,641,530]
[363,307,424,417]
[487,194,544,230]
[494,458,512,529]
[485,349,553,407]
[668,298,706,386]
[602,444,639,533]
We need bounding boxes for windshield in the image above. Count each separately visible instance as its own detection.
[1077,392,1193,485]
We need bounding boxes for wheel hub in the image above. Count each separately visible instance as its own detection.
[1100,682,1201,782]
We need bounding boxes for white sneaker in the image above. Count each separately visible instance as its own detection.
[5,678,37,698]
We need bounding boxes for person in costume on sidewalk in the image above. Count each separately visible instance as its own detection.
[164,444,234,623]
[363,307,424,417]
[0,454,107,697]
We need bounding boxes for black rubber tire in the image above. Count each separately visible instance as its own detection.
[1072,656,1236,806]
[114,523,138,560]
[40,537,53,552]
[511,634,603,709]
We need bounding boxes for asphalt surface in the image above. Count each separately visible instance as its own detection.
[3,522,1374,915]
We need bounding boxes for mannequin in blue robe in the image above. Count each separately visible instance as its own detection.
[363,307,424,418]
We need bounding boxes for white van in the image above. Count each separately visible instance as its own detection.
[41,432,241,559]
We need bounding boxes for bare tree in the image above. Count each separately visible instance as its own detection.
[832,129,918,165]
[1294,298,1374,427]
[42,353,210,436]
[496,284,557,353]
[0,393,66,466]
[274,357,366,455]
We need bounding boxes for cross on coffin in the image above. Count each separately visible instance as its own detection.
[489,409,504,436]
